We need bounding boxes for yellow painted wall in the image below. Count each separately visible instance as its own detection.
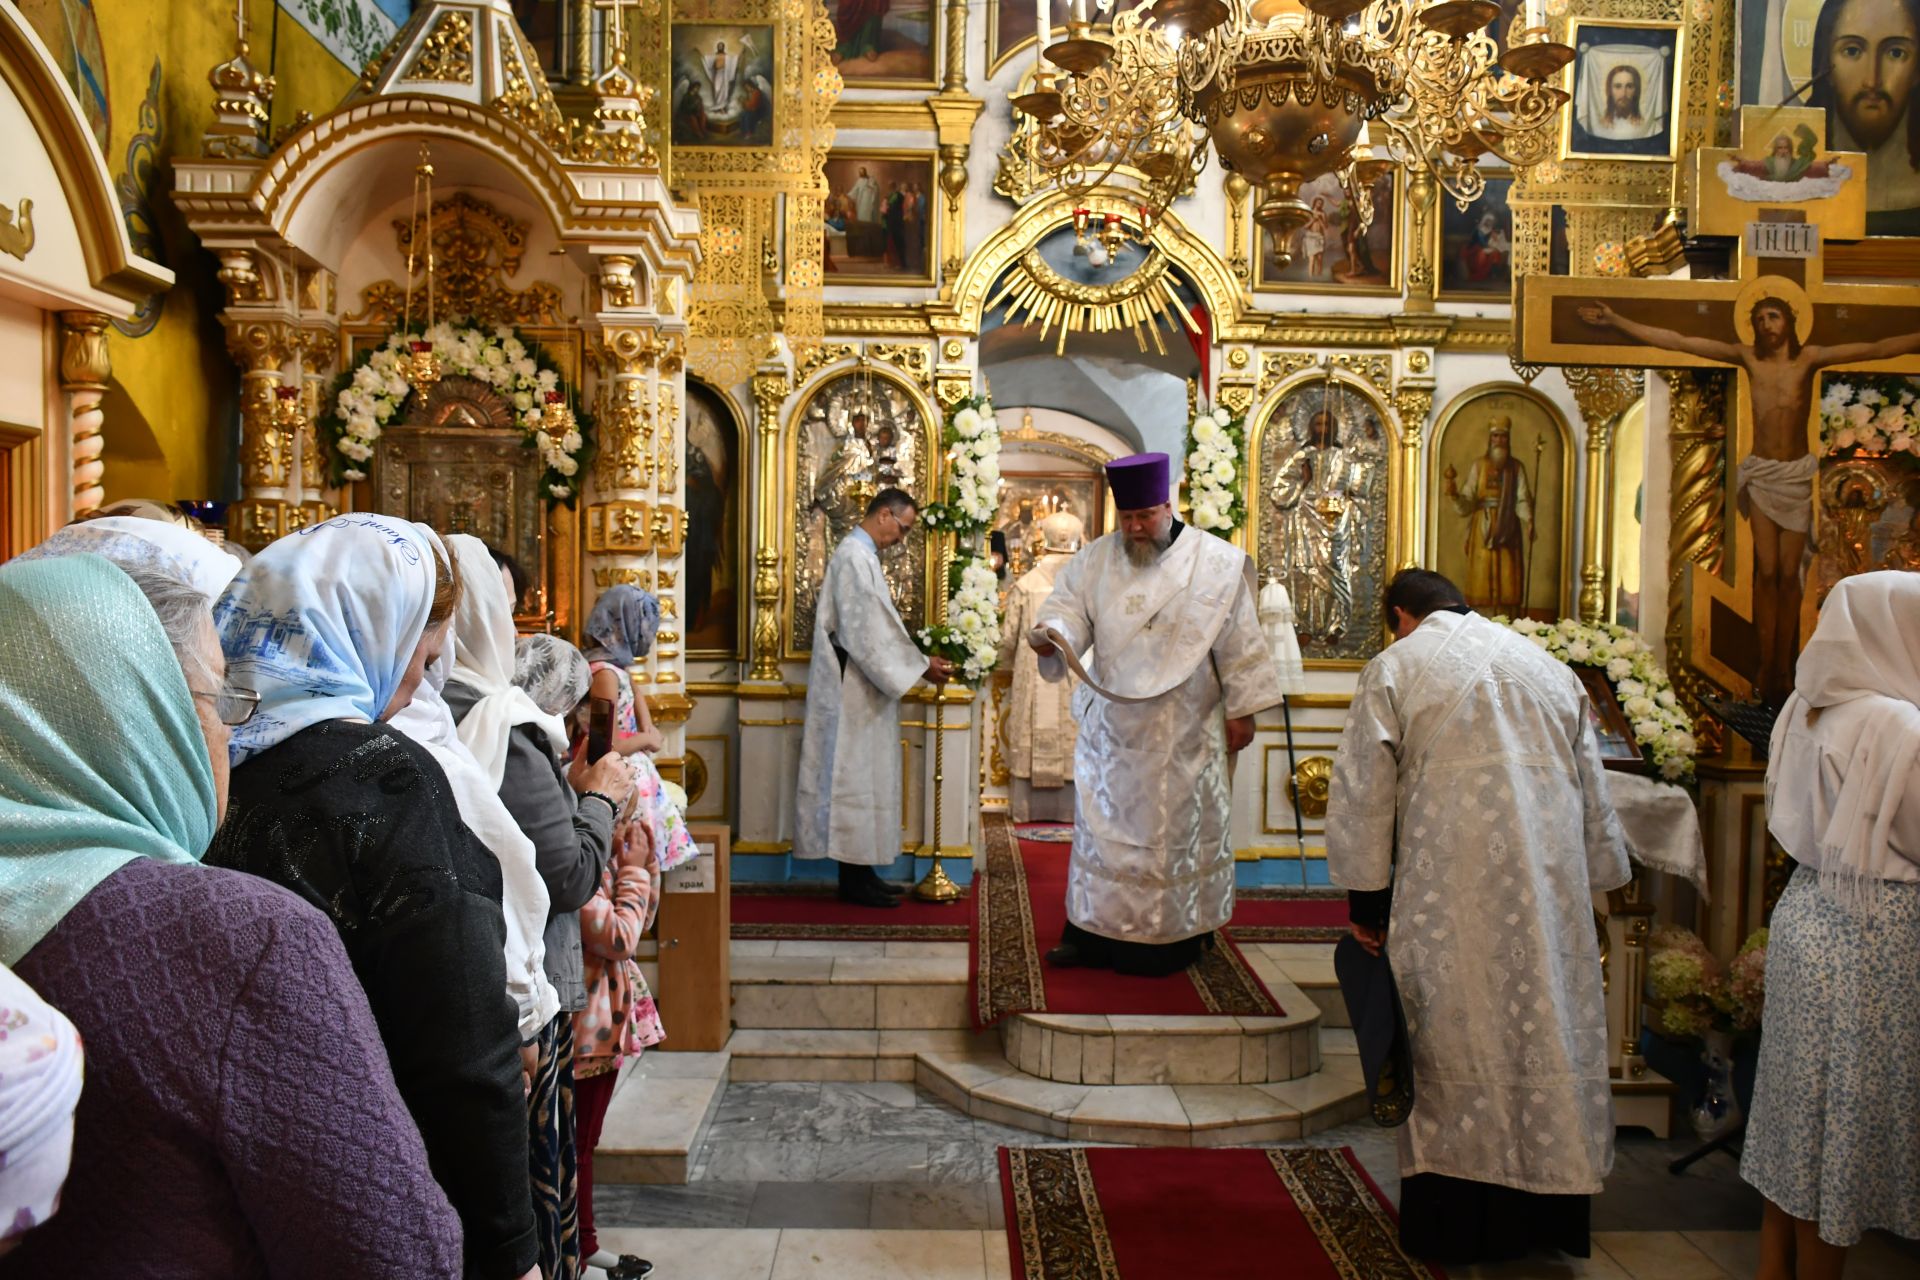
[57,0,356,504]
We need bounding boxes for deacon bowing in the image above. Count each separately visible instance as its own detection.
[1028,454,1284,975]
[1326,569,1630,1265]
[795,488,954,907]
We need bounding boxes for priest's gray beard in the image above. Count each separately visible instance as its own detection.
[1124,526,1175,568]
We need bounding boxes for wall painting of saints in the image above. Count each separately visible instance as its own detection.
[1561,20,1682,161]
[1437,173,1513,299]
[823,150,939,285]
[1740,0,1920,234]
[1254,378,1392,664]
[670,24,776,148]
[823,0,937,87]
[993,469,1105,579]
[684,380,744,657]
[1427,386,1574,624]
[788,369,932,653]
[1254,168,1399,295]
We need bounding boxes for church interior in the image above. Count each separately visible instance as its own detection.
[3,0,1919,1275]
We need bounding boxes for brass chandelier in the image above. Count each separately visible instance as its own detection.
[1011,0,1571,261]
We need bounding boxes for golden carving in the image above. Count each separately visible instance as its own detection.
[1564,366,1645,624]
[1257,352,1317,403]
[1816,461,1898,590]
[401,10,474,83]
[59,311,112,517]
[0,197,34,261]
[216,249,264,303]
[1218,384,1255,417]
[58,312,112,389]
[794,344,859,387]
[378,193,564,328]
[1226,347,1251,370]
[585,501,655,553]
[599,255,640,309]
[597,379,654,493]
[748,370,791,681]
[1287,756,1334,818]
[942,338,965,361]
[872,343,934,390]
[651,503,686,558]
[656,385,678,492]
[593,567,653,589]
[1225,172,1251,284]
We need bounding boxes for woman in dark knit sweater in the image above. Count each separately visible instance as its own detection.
[207,515,539,1280]
[0,549,460,1277]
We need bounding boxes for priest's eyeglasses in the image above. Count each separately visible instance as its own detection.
[191,684,262,726]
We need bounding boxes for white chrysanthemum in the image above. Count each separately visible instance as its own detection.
[1193,419,1221,446]
[1567,640,1592,661]
[562,430,583,453]
[1607,657,1633,681]
[1210,458,1235,484]
[344,468,367,481]
[1633,717,1663,744]
[1624,694,1656,719]
[1659,754,1687,780]
[1212,407,1232,426]
[549,483,571,498]
[556,455,579,477]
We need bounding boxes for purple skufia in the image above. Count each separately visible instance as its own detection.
[1106,452,1171,511]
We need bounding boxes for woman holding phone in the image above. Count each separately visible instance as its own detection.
[442,535,633,1280]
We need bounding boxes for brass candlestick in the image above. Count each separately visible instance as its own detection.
[914,694,963,902]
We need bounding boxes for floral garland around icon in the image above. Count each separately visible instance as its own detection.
[1817,374,1920,466]
[916,393,1003,685]
[1495,616,1700,785]
[1184,404,1246,535]
[322,322,595,505]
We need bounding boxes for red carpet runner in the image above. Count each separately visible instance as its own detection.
[998,1146,1443,1280]
[731,882,969,941]
[972,814,1342,1026]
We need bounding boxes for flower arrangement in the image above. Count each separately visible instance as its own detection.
[915,392,1003,686]
[1494,616,1699,785]
[1647,925,1768,1040]
[1816,374,1920,464]
[323,321,593,505]
[1184,404,1247,535]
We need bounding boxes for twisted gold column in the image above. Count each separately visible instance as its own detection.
[58,312,112,519]
[748,368,790,681]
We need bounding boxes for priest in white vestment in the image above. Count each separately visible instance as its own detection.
[1028,454,1284,974]
[796,488,953,907]
[1326,568,1631,1264]
[997,512,1085,823]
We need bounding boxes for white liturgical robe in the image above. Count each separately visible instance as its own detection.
[795,529,929,865]
[997,550,1079,822]
[1036,525,1283,943]
[1326,610,1632,1196]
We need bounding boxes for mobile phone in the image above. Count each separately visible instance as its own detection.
[587,696,614,763]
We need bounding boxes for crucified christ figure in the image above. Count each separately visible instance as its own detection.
[1580,297,1920,706]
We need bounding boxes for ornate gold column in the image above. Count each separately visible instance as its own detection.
[1403,165,1437,313]
[941,0,967,93]
[747,364,790,682]
[1390,377,1435,571]
[572,0,594,85]
[929,10,983,288]
[224,318,298,549]
[58,312,112,519]
[295,282,340,528]
[1565,366,1644,624]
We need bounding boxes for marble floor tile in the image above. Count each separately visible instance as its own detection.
[1455,1250,1633,1280]
[884,942,970,959]
[866,1098,978,1145]
[844,1081,920,1109]
[1593,1230,1732,1279]
[729,940,780,956]
[734,955,838,982]
[770,1228,988,1280]
[868,1181,992,1230]
[592,1180,758,1230]
[814,1138,932,1182]
[628,1049,731,1079]
[1678,1230,1760,1278]
[595,1227,780,1280]
[984,1229,1013,1280]
[747,1182,873,1229]
[774,940,885,957]
[699,1140,827,1183]
[927,1139,994,1184]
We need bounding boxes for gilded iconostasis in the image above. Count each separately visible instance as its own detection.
[3,0,1917,943]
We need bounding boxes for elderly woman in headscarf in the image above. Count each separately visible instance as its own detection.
[206,515,539,1280]
[514,633,697,1280]
[1742,571,1920,1279]
[0,544,459,1276]
[441,536,635,1280]
[583,585,666,756]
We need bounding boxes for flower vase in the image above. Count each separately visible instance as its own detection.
[1689,1029,1742,1142]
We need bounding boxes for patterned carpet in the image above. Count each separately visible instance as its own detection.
[998,1146,1443,1279]
[730,881,970,941]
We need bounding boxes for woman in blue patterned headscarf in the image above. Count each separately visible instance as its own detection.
[206,514,540,1280]
[581,585,665,755]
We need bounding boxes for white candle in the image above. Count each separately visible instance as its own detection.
[1037,0,1048,73]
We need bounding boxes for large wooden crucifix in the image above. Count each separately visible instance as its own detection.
[1522,106,1920,710]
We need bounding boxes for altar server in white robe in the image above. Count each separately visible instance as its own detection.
[997,511,1086,823]
[796,488,953,907]
[1326,568,1630,1266]
[1028,454,1283,975]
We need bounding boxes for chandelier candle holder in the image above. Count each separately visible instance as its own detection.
[1012,0,1571,249]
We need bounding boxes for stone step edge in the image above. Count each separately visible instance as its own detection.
[592,1057,731,1186]
[914,1052,1370,1147]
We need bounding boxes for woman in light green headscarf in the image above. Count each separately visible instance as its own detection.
[0,554,215,965]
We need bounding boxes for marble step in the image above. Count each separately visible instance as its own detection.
[916,1047,1370,1147]
[593,1049,731,1185]
[1243,943,1349,1029]
[1000,976,1323,1086]
[730,953,973,1032]
[725,1027,1003,1082]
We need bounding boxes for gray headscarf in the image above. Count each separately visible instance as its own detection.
[512,633,592,720]
[582,585,661,668]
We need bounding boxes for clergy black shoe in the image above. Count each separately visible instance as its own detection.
[839,879,902,908]
[1045,942,1091,968]
[878,877,911,895]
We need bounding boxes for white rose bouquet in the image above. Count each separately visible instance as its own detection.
[1184,404,1247,535]
[1497,615,1700,785]
[916,392,1004,686]
[324,321,594,505]
[1815,374,1920,464]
